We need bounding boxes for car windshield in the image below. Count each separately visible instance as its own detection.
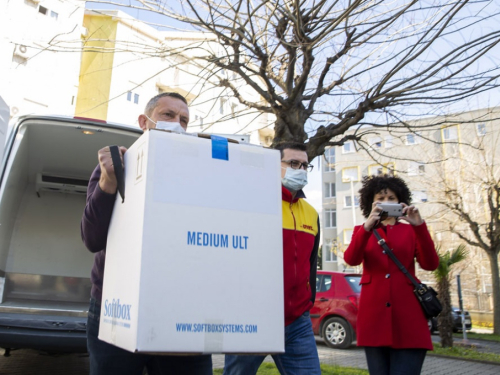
[345,275,361,293]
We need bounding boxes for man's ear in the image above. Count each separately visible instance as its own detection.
[138,114,149,132]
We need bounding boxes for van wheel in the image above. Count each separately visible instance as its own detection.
[322,317,352,349]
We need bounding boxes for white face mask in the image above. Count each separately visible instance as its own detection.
[281,167,308,192]
[146,116,186,133]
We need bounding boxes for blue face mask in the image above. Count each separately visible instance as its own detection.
[282,167,308,192]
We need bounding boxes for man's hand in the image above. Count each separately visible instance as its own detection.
[98,146,127,194]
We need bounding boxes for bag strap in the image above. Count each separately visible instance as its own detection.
[109,145,125,203]
[372,229,421,289]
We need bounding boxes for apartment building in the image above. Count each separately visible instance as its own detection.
[1,4,274,144]
[0,0,84,118]
[321,106,500,311]
[76,9,274,144]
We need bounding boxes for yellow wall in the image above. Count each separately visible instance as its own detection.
[75,15,117,120]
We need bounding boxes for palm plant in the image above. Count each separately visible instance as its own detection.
[432,244,468,348]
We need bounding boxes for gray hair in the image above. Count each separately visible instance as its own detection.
[144,92,188,116]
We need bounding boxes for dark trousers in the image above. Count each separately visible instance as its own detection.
[87,298,212,375]
[364,347,427,375]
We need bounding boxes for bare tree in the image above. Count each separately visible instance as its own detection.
[429,121,500,334]
[87,0,500,160]
[327,106,500,333]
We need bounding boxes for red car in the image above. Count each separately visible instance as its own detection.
[310,271,361,349]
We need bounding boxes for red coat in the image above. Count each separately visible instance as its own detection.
[344,222,438,350]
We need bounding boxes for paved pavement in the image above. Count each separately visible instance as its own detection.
[1,336,499,374]
[212,335,500,375]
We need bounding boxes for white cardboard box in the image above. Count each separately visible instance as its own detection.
[99,130,284,354]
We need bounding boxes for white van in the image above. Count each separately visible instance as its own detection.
[0,111,141,352]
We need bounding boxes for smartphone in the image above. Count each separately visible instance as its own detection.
[377,203,403,218]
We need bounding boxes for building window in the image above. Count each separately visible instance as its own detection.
[173,68,179,86]
[386,162,395,176]
[342,167,359,182]
[50,11,58,20]
[323,147,335,172]
[325,209,337,228]
[134,93,139,104]
[324,183,336,198]
[220,98,226,114]
[369,137,382,149]
[127,91,132,101]
[342,140,355,154]
[323,238,338,262]
[385,136,393,148]
[345,195,360,208]
[368,163,395,177]
[406,133,416,145]
[38,5,48,15]
[25,0,38,9]
[412,191,428,202]
[343,229,353,245]
[368,164,384,176]
[408,161,425,176]
[442,126,458,141]
[477,123,486,136]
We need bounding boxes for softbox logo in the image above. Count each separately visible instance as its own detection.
[103,299,131,321]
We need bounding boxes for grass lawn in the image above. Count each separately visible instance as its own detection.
[432,343,500,363]
[452,332,500,342]
[214,363,368,374]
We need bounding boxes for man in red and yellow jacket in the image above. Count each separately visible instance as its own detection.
[224,142,321,375]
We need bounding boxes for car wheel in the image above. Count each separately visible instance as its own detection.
[322,317,352,349]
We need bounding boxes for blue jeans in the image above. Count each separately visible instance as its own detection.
[364,347,427,375]
[87,298,212,375]
[223,312,320,375]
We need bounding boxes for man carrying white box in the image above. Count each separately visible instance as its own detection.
[223,141,321,375]
[81,92,212,375]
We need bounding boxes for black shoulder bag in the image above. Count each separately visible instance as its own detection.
[373,229,442,319]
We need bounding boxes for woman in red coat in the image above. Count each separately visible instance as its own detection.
[344,175,438,375]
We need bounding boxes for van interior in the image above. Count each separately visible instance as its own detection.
[0,117,140,319]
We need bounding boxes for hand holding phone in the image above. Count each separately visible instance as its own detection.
[376,203,403,220]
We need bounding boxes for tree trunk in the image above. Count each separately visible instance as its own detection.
[486,250,500,335]
[271,106,309,147]
[437,277,454,347]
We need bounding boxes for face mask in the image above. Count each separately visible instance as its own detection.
[156,121,186,133]
[146,116,186,133]
[282,167,308,192]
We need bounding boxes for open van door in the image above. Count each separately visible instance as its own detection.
[0,96,8,166]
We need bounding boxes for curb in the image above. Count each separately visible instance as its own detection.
[453,337,500,344]
[427,353,500,366]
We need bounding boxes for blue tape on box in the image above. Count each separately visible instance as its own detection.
[211,135,229,161]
